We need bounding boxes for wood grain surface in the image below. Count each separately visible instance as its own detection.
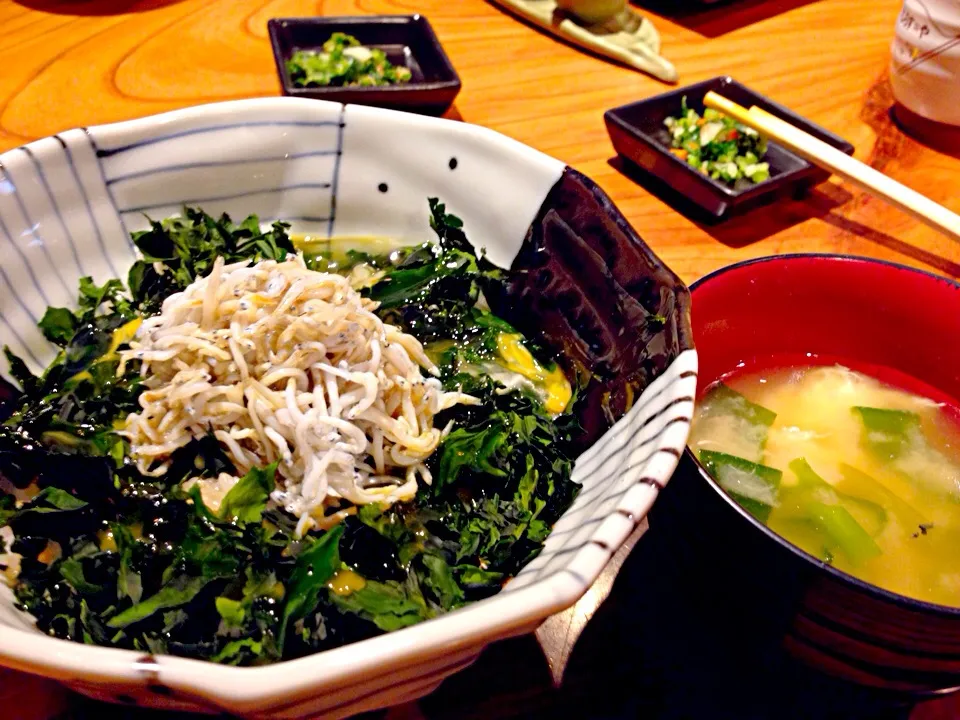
[1,0,959,286]
[0,0,959,718]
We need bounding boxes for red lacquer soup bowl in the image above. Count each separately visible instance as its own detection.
[681,254,960,696]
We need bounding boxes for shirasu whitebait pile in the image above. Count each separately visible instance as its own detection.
[120,254,477,536]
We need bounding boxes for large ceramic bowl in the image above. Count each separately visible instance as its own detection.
[0,98,696,718]
[665,254,960,698]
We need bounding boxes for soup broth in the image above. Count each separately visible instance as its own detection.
[689,364,960,607]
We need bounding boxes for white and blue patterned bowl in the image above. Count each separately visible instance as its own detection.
[0,98,696,718]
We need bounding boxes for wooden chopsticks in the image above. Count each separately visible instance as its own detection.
[704,91,960,244]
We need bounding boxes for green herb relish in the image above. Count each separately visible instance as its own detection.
[287,32,413,88]
[664,98,770,186]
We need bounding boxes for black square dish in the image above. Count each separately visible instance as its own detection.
[268,15,461,115]
[604,76,855,220]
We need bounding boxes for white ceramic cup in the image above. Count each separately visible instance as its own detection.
[890,0,960,127]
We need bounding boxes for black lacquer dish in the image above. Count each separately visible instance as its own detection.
[604,76,855,220]
[268,15,462,115]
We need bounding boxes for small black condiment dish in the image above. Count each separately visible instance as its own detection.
[268,15,461,115]
[604,76,855,220]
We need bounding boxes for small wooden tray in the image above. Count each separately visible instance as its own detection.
[488,0,678,83]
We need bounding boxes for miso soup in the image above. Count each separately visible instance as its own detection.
[689,364,960,607]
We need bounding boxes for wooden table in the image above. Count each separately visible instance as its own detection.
[1,0,959,718]
[2,0,959,284]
